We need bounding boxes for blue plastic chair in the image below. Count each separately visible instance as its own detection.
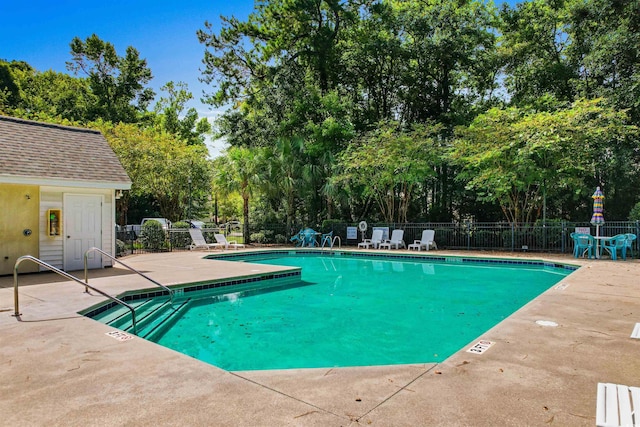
[600,234,628,260]
[570,232,594,259]
[624,233,637,258]
[301,228,319,247]
[290,229,304,247]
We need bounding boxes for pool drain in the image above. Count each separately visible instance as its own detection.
[535,320,559,327]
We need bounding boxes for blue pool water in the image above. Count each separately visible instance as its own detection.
[153,254,571,371]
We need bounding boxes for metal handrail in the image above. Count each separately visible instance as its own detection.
[84,247,174,304]
[321,235,342,250]
[13,255,138,334]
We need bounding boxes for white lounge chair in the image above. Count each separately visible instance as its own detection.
[408,230,437,251]
[631,323,640,339]
[214,233,245,250]
[379,229,405,250]
[596,382,640,427]
[188,228,219,251]
[358,229,384,249]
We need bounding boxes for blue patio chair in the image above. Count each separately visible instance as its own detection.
[290,229,304,247]
[570,232,594,259]
[301,228,319,247]
[624,233,637,258]
[600,234,628,260]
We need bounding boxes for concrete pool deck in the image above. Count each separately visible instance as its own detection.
[0,248,638,426]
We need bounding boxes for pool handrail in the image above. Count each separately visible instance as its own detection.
[84,247,174,304]
[13,255,138,335]
[321,235,342,250]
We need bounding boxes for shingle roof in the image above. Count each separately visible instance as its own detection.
[0,115,131,188]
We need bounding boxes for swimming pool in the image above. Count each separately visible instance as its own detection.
[143,252,573,370]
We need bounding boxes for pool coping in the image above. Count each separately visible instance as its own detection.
[205,248,581,271]
[1,248,638,426]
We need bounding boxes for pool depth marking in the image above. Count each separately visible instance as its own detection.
[105,330,134,341]
[466,340,494,354]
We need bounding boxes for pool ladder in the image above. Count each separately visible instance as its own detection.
[12,255,140,335]
[321,236,341,250]
[12,248,176,335]
[83,247,174,305]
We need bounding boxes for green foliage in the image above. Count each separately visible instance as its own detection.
[213,146,263,243]
[152,81,211,146]
[169,221,192,249]
[500,0,575,105]
[0,59,93,122]
[4,0,640,227]
[333,122,443,222]
[139,220,166,251]
[66,34,154,123]
[321,219,342,232]
[451,99,638,223]
[250,230,275,244]
[115,239,126,257]
[629,202,640,221]
[95,121,212,222]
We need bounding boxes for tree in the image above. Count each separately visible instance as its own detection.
[451,99,638,223]
[499,0,576,105]
[96,121,212,222]
[333,122,441,223]
[395,0,499,126]
[153,81,211,146]
[213,147,263,243]
[67,34,154,123]
[567,0,640,122]
[0,60,92,122]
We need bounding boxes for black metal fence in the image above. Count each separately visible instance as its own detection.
[116,221,640,257]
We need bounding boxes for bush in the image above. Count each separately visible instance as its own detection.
[170,221,192,249]
[434,228,454,248]
[140,220,166,251]
[629,202,640,221]
[115,239,126,256]
[250,229,275,244]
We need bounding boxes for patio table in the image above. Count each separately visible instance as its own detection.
[593,236,613,259]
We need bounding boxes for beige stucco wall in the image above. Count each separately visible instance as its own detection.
[0,184,39,275]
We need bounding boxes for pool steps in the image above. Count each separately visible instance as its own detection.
[91,297,192,340]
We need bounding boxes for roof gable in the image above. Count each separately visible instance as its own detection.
[0,115,131,188]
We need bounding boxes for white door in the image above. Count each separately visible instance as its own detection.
[64,194,102,271]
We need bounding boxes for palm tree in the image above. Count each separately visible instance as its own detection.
[213,146,262,243]
[266,137,306,233]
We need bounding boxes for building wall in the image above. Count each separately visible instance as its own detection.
[1,184,117,275]
[0,184,40,275]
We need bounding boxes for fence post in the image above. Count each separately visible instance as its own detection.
[466,222,470,250]
[561,221,566,254]
[511,223,515,252]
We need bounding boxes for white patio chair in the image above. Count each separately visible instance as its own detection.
[408,230,437,251]
[379,229,405,250]
[596,382,640,427]
[358,229,384,249]
[188,228,219,251]
[214,233,245,250]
